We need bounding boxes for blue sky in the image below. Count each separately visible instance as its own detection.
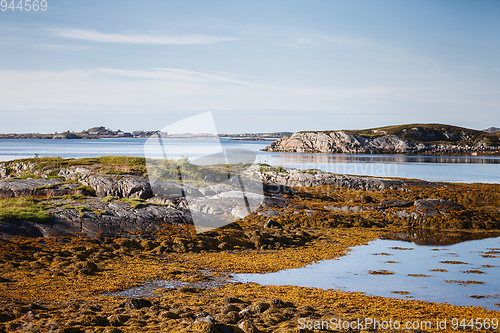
[0,0,499,133]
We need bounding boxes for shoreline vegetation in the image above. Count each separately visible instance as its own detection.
[0,156,499,332]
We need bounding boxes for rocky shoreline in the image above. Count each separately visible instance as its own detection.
[1,157,500,332]
[0,158,472,240]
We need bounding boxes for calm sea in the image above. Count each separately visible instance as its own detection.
[0,138,499,184]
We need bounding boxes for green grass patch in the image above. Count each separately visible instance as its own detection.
[104,170,132,175]
[119,198,147,209]
[13,174,43,179]
[101,196,114,204]
[299,169,320,174]
[76,205,92,212]
[93,209,107,217]
[264,166,287,174]
[76,205,92,218]
[0,197,53,223]
[34,183,60,191]
[59,194,87,201]
[6,155,147,177]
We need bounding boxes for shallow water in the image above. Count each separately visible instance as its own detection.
[0,138,499,183]
[235,237,500,310]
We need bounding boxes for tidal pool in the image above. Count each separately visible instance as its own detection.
[235,237,500,310]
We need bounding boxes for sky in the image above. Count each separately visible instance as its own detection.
[0,0,499,134]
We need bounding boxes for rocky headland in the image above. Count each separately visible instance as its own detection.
[264,123,500,155]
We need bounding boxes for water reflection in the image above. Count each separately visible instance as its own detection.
[260,152,500,165]
[383,229,500,246]
[235,237,500,310]
[255,151,500,184]
[1,138,499,183]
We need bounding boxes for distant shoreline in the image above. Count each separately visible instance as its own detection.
[0,135,278,141]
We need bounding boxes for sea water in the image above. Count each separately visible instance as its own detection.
[0,138,498,183]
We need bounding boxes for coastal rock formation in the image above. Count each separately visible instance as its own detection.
[0,198,191,239]
[80,175,153,199]
[260,166,444,191]
[0,178,64,198]
[265,131,416,154]
[323,198,464,219]
[264,125,500,155]
[0,157,487,240]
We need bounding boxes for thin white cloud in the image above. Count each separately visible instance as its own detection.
[52,28,239,45]
[97,67,282,90]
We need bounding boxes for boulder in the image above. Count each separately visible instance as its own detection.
[414,199,464,216]
[120,298,152,310]
[263,219,282,229]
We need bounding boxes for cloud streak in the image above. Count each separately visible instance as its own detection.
[52,28,239,45]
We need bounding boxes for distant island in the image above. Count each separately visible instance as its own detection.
[0,126,292,140]
[264,123,500,156]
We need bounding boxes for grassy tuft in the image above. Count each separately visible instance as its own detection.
[104,170,132,175]
[119,198,147,209]
[0,197,53,223]
[101,196,114,204]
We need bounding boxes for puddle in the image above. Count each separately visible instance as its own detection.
[235,237,500,310]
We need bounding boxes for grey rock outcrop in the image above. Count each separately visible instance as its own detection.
[266,131,416,154]
[483,127,500,133]
[81,175,153,199]
[414,198,464,215]
[323,198,464,219]
[264,130,499,155]
[261,167,444,191]
[0,198,192,239]
[0,178,64,198]
[391,198,464,220]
